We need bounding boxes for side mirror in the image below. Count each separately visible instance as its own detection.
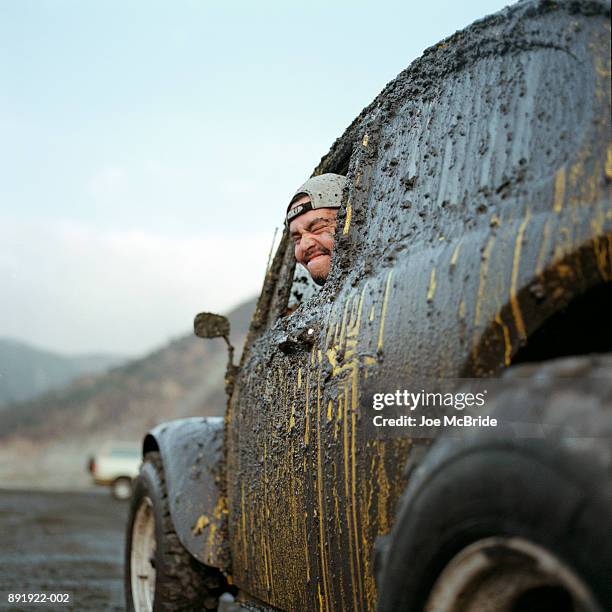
[194,312,239,397]
[194,312,230,339]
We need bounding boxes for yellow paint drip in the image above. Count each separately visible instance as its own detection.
[376,440,391,533]
[343,200,352,235]
[289,405,295,430]
[304,511,311,584]
[427,267,437,303]
[553,166,566,213]
[350,367,364,606]
[362,133,369,147]
[305,371,310,445]
[342,381,358,612]
[297,367,302,388]
[327,399,333,421]
[326,347,338,372]
[510,209,531,340]
[450,240,463,267]
[261,440,274,600]
[192,514,210,535]
[315,367,330,610]
[213,495,226,519]
[361,482,375,612]
[240,483,247,569]
[261,530,270,595]
[473,236,495,328]
[605,143,612,180]
[495,312,512,366]
[377,270,394,351]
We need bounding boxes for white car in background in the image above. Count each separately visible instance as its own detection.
[88,444,141,499]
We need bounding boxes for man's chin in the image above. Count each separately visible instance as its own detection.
[307,258,330,286]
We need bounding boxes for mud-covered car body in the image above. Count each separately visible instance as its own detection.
[139,1,611,610]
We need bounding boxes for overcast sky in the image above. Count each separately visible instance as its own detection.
[1,0,510,356]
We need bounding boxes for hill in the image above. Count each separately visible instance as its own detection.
[0,338,126,408]
[0,297,256,488]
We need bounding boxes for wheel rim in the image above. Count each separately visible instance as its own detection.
[114,479,132,500]
[130,496,156,612]
[425,537,600,612]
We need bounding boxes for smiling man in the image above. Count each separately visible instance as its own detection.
[286,173,347,286]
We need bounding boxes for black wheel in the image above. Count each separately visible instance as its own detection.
[377,355,612,612]
[125,451,228,612]
[111,476,133,500]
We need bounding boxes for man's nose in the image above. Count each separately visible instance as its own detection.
[298,232,316,261]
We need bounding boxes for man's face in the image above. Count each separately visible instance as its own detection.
[288,194,338,286]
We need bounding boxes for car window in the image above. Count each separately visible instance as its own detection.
[258,167,352,325]
[282,174,350,317]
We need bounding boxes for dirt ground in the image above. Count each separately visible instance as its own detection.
[0,489,127,611]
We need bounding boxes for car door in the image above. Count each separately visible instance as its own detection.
[225,129,412,612]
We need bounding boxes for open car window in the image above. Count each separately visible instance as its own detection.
[265,167,351,323]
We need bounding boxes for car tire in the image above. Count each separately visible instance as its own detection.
[111,476,133,500]
[376,355,612,612]
[125,451,228,612]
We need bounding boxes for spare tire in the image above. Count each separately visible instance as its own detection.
[376,355,612,612]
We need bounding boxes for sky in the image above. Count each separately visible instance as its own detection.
[0,0,511,356]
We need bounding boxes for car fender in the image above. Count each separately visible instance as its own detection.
[142,416,230,571]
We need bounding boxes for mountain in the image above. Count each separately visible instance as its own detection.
[0,338,127,408]
[0,297,257,488]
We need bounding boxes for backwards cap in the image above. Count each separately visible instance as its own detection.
[286,173,347,226]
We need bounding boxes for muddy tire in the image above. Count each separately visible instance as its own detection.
[111,477,133,500]
[125,451,227,612]
[377,355,612,612]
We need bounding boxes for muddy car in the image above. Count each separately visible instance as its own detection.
[125,1,611,610]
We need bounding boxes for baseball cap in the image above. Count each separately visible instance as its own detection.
[286,173,347,226]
